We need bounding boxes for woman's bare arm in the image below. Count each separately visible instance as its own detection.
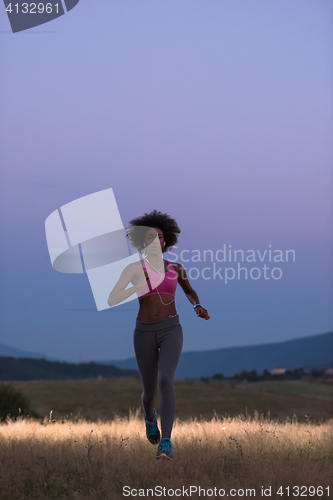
[107,263,148,307]
[174,263,210,320]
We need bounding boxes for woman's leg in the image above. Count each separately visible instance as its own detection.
[157,324,183,438]
[133,328,159,421]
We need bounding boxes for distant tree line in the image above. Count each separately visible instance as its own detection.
[206,367,332,383]
[0,356,139,381]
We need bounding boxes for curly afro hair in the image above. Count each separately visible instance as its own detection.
[127,210,181,253]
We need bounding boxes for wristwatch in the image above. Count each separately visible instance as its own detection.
[193,304,202,311]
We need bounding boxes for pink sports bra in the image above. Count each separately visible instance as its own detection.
[138,258,178,299]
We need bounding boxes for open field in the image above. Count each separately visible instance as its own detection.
[7,378,333,423]
[244,380,333,400]
[0,413,332,500]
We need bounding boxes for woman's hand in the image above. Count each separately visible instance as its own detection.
[196,306,210,320]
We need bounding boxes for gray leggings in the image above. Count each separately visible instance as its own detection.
[133,315,183,439]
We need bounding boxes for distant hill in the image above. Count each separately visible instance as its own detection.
[1,331,332,380]
[0,357,139,381]
[103,331,333,379]
[0,344,59,361]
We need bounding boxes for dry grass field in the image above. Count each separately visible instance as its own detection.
[0,378,332,499]
[0,412,332,500]
[243,379,333,400]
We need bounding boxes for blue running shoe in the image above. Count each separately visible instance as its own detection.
[156,437,172,460]
[144,409,160,445]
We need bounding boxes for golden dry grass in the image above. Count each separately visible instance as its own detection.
[0,412,332,500]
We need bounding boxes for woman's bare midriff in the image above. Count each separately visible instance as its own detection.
[137,294,177,322]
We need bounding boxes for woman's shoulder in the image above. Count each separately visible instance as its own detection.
[131,259,145,269]
[123,260,143,275]
[167,261,183,272]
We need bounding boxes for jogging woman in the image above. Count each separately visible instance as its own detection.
[107,210,210,460]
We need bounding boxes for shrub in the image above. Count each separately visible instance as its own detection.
[200,377,210,384]
[0,384,40,421]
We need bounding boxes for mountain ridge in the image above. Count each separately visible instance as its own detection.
[1,331,332,379]
[102,331,333,378]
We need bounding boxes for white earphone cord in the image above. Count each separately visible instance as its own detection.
[145,256,176,306]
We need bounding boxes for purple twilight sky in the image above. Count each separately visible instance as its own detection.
[0,0,332,362]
